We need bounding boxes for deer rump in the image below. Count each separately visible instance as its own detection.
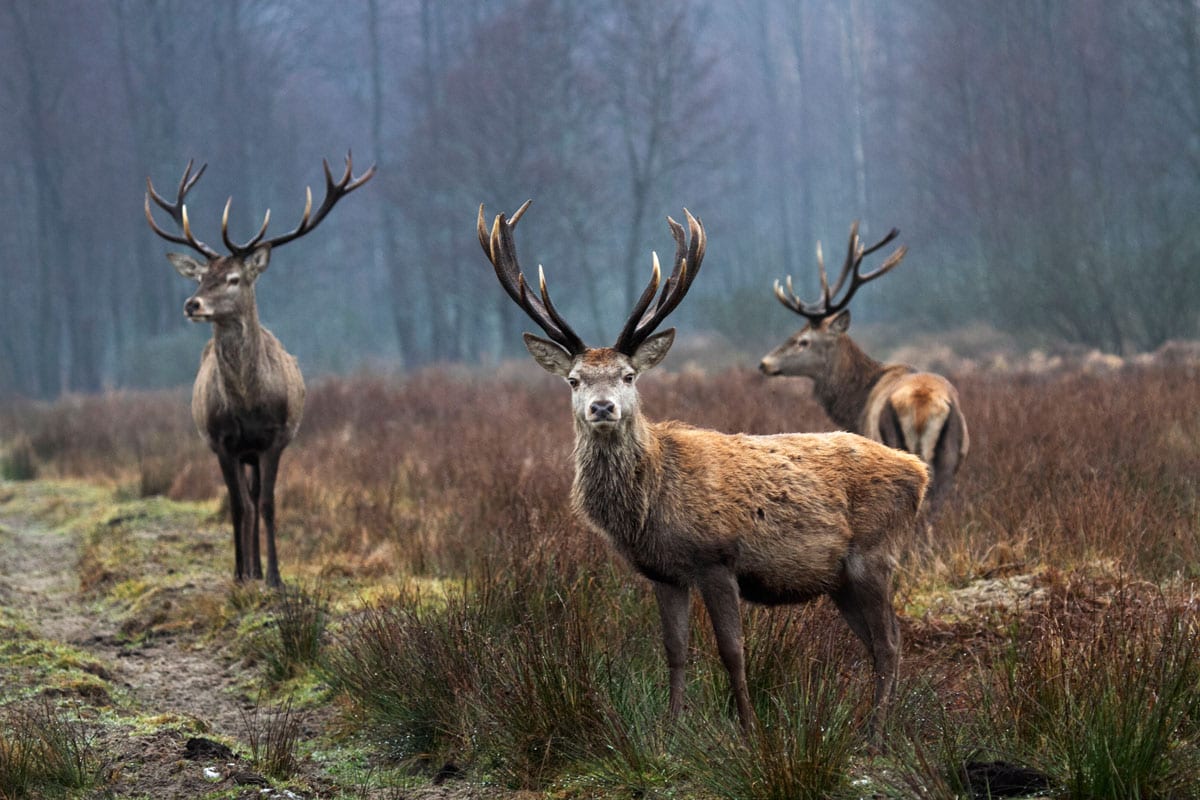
[573,424,928,604]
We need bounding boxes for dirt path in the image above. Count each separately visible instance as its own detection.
[0,507,249,733]
[0,491,291,797]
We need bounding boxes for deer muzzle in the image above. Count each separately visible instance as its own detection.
[759,357,781,376]
[587,399,619,426]
[184,296,213,321]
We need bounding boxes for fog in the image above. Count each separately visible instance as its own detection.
[2,0,1197,397]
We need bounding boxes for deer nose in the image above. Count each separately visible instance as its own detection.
[759,359,779,375]
[589,399,616,420]
[184,298,201,315]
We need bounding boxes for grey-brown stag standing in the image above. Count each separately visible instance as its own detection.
[760,223,969,520]
[145,155,375,586]
[478,201,929,733]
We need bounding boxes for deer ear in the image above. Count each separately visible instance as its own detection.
[523,332,573,377]
[631,328,675,373]
[827,309,851,333]
[166,252,208,282]
[244,244,271,278]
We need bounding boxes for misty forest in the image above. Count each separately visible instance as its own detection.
[3,0,1198,398]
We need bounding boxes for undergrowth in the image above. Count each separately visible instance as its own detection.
[1,363,1198,795]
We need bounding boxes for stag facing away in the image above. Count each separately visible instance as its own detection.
[145,155,374,586]
[478,201,928,735]
[760,223,968,521]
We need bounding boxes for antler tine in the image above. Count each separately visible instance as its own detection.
[823,225,905,315]
[614,253,664,351]
[613,210,705,355]
[144,161,220,259]
[823,220,861,307]
[771,268,829,323]
[477,201,586,356]
[255,151,376,251]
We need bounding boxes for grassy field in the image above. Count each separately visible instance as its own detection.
[0,361,1198,798]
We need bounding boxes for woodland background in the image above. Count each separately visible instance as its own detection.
[2,0,1198,398]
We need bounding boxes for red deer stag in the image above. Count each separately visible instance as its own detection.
[145,155,374,586]
[478,201,928,733]
[760,223,968,520]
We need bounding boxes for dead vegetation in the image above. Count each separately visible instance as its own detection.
[0,358,1197,797]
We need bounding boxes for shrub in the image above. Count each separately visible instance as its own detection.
[0,435,37,481]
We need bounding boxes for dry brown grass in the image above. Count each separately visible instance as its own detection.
[2,360,1198,792]
[6,362,1194,588]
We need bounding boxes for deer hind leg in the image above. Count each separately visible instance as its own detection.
[259,449,284,588]
[832,553,900,736]
[924,405,966,520]
[697,567,756,731]
[653,580,691,720]
[877,400,908,453]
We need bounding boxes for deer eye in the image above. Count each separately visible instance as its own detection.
[226,274,241,286]
[567,377,579,388]
[622,373,635,384]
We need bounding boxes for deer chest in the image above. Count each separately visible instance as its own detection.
[201,401,291,456]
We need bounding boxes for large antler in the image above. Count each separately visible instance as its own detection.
[613,210,706,356]
[221,152,376,256]
[144,160,221,259]
[774,221,907,323]
[477,200,587,356]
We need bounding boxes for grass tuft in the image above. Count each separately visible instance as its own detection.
[0,699,109,797]
[240,695,306,781]
[256,580,331,683]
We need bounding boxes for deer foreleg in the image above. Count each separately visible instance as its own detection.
[259,449,284,588]
[247,459,263,580]
[217,452,248,581]
[697,568,756,731]
[653,580,691,720]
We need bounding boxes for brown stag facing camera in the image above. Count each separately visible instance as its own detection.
[145,154,374,586]
[478,201,928,734]
[760,222,968,520]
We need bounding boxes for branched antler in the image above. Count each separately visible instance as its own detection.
[146,153,376,259]
[144,160,220,259]
[477,201,587,356]
[613,210,706,356]
[774,221,907,323]
[235,152,376,255]
[478,203,705,357]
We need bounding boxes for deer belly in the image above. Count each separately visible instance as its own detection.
[204,407,289,455]
[736,573,828,606]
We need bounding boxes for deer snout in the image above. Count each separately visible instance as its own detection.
[588,399,618,423]
[184,297,211,320]
[759,358,780,376]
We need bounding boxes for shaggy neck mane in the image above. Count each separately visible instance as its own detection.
[813,337,886,430]
[211,300,265,406]
[571,414,659,544]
